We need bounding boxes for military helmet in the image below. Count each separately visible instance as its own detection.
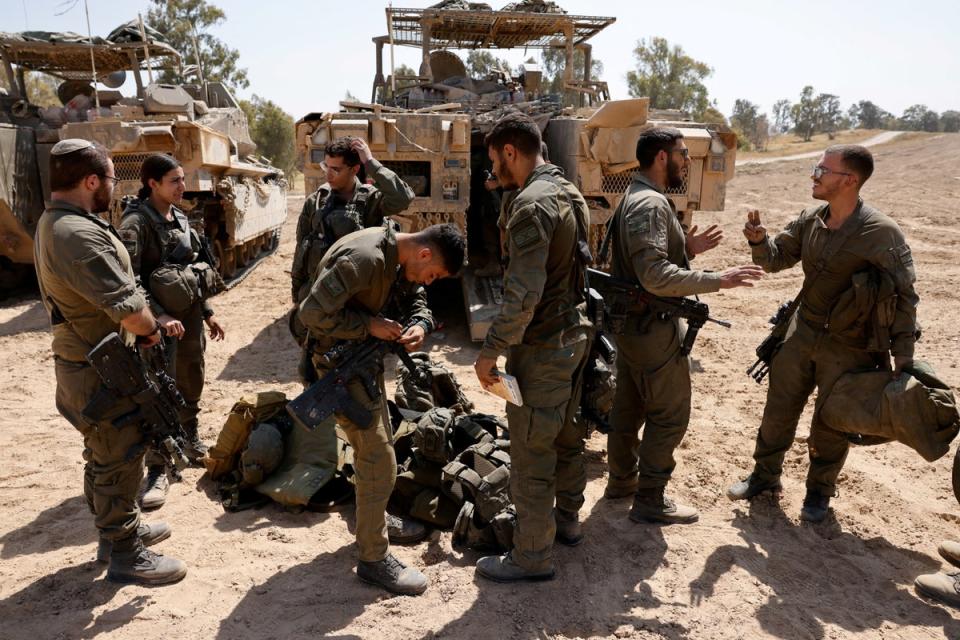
[240,422,285,486]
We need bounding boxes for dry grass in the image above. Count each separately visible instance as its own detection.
[738,129,885,159]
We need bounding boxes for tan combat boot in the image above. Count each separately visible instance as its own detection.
[476,552,555,583]
[96,521,172,563]
[629,488,699,524]
[938,540,960,568]
[357,553,428,596]
[915,571,960,608]
[140,465,169,510]
[107,541,187,585]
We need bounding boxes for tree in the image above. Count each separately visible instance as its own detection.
[730,99,760,150]
[816,93,842,139]
[239,95,295,175]
[146,0,249,90]
[752,114,770,151]
[626,37,712,118]
[540,47,604,95]
[0,71,59,107]
[791,86,819,141]
[466,51,513,78]
[901,104,939,132]
[848,100,884,129]
[771,99,792,134]
[941,110,960,133]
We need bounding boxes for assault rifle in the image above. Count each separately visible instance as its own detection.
[746,301,796,384]
[586,268,731,356]
[287,333,422,431]
[83,332,189,479]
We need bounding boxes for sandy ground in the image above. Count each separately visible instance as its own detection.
[1,133,959,640]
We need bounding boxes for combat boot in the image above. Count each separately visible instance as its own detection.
[181,424,208,465]
[939,540,960,568]
[629,488,699,524]
[915,571,960,608]
[726,473,783,501]
[96,521,172,563]
[140,465,169,510]
[476,552,555,583]
[555,508,584,546]
[386,514,428,544]
[799,490,831,523]
[107,542,187,586]
[356,553,428,596]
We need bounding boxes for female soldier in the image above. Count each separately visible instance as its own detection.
[117,154,225,509]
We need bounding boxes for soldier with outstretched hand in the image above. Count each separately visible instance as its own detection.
[33,139,186,586]
[727,145,920,523]
[602,127,761,527]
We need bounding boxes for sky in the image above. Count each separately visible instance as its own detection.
[5,0,959,121]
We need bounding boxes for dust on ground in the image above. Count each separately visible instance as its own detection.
[1,133,959,640]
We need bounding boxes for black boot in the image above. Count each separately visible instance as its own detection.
[555,508,584,546]
[799,490,831,523]
[357,553,428,596]
[107,539,187,586]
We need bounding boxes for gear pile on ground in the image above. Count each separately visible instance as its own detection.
[202,353,520,552]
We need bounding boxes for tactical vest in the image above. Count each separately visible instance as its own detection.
[295,184,378,297]
[395,352,476,415]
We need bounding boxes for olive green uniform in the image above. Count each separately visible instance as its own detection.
[606,175,722,494]
[480,164,591,572]
[291,159,415,305]
[748,200,918,494]
[298,226,434,562]
[34,200,149,548]
[118,200,212,462]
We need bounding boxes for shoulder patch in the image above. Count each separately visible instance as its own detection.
[117,228,138,253]
[627,210,653,235]
[510,215,546,253]
[321,267,347,298]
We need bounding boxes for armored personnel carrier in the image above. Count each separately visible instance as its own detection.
[0,22,287,297]
[296,3,736,339]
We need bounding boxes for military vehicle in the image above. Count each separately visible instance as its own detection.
[296,3,736,339]
[0,22,287,297]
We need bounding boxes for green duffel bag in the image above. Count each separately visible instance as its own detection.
[820,361,960,462]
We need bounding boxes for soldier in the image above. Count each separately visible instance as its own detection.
[915,541,960,608]
[472,113,592,583]
[603,127,762,525]
[33,139,186,584]
[290,137,414,347]
[299,222,465,595]
[118,154,226,510]
[727,145,919,522]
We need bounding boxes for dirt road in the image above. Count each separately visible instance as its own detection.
[736,131,905,166]
[1,133,958,640]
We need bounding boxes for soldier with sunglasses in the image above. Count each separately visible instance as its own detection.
[728,145,920,522]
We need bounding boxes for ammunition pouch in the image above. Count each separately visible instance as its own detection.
[150,263,200,316]
[449,413,499,456]
[414,407,455,464]
[440,442,511,521]
[451,501,516,552]
[192,261,225,299]
[396,352,475,414]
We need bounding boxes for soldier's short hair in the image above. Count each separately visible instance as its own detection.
[49,141,111,192]
[825,144,874,185]
[635,126,684,169]
[485,112,542,157]
[325,137,361,166]
[417,223,466,276]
